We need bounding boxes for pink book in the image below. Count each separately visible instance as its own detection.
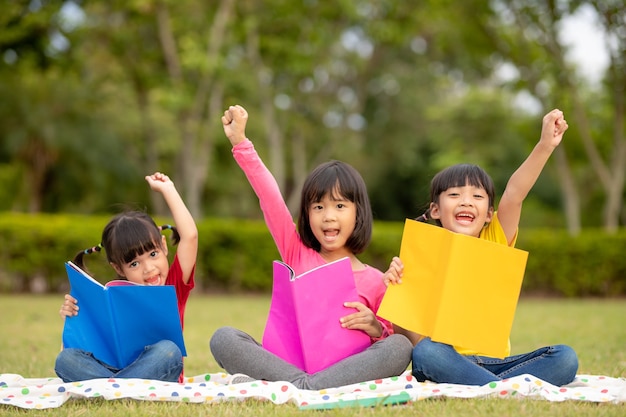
[262,257,371,374]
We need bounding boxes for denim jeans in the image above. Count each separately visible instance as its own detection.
[54,340,183,382]
[411,338,578,386]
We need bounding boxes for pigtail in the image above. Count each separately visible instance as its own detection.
[415,209,430,223]
[159,224,180,245]
[72,243,103,272]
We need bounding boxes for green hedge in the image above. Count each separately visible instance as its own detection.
[1,212,625,296]
[517,229,626,297]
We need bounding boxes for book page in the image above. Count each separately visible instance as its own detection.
[105,280,139,287]
[431,234,526,356]
[292,257,370,373]
[262,261,304,370]
[106,285,186,367]
[62,262,119,366]
[62,262,186,369]
[262,257,370,373]
[377,219,528,358]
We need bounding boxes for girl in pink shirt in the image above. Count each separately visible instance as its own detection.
[210,105,412,389]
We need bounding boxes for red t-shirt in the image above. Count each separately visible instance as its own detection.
[165,254,195,382]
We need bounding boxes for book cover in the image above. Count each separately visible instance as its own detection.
[62,261,187,369]
[262,257,371,374]
[377,219,528,358]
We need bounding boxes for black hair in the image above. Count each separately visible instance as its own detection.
[73,211,179,277]
[417,164,495,224]
[297,160,373,255]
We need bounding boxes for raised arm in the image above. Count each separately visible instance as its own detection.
[221,105,305,266]
[222,105,248,146]
[497,109,568,243]
[145,172,198,284]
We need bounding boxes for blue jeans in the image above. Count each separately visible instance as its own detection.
[411,338,578,386]
[55,340,183,382]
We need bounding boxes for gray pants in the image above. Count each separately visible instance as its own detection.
[209,326,413,390]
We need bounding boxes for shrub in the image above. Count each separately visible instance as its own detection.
[1,212,625,296]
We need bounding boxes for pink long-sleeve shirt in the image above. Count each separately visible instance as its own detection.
[233,139,392,340]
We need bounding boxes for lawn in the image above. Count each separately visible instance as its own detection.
[1,294,625,415]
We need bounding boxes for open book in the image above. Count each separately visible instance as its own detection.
[378,219,528,358]
[62,261,187,369]
[262,257,371,374]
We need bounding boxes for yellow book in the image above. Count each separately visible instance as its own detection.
[378,219,528,358]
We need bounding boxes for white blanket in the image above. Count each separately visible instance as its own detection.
[1,372,625,409]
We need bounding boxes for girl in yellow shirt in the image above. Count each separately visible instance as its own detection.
[384,109,578,387]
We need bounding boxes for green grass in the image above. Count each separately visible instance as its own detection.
[1,295,625,415]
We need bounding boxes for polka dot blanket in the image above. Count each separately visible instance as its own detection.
[1,371,624,409]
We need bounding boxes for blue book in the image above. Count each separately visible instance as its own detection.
[61,261,187,369]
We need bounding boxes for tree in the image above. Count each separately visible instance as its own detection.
[70,0,235,218]
[0,0,622,233]
[476,0,626,233]
[0,1,140,212]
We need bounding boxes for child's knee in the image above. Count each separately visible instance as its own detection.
[390,334,414,359]
[54,349,71,369]
[558,345,579,377]
[152,339,182,358]
[411,338,439,360]
[209,326,238,354]
[55,348,83,367]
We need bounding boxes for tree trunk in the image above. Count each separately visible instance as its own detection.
[553,147,581,235]
[156,0,235,218]
[246,23,286,197]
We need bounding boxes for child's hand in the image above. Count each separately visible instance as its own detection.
[383,256,404,286]
[221,105,248,146]
[540,109,568,148]
[145,172,175,193]
[340,301,383,338]
[59,294,78,318]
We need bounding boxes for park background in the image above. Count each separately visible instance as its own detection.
[1,0,625,297]
[1,2,626,414]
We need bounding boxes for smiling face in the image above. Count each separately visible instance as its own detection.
[111,235,170,285]
[308,191,357,260]
[298,160,372,256]
[429,183,494,237]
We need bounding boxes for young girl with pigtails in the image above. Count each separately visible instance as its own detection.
[55,172,198,383]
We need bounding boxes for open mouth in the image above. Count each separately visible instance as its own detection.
[455,212,475,224]
[322,229,339,242]
[144,275,161,286]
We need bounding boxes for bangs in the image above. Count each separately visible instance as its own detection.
[431,164,495,205]
[106,215,162,265]
[442,167,488,190]
[304,167,357,204]
[118,233,160,264]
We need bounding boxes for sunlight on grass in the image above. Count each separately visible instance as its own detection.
[1,294,625,416]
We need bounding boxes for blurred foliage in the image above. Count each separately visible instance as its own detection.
[519,228,626,297]
[1,212,625,297]
[0,0,625,239]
